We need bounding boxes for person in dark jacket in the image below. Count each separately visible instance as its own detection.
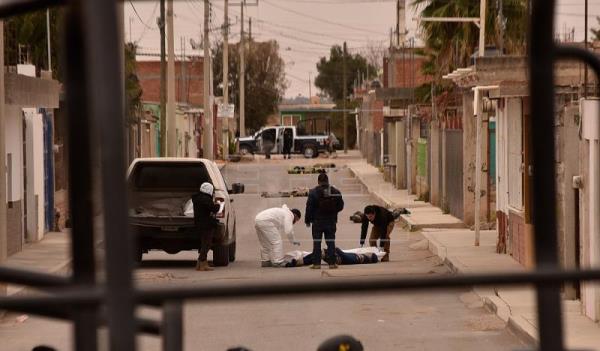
[360,205,395,262]
[191,182,221,271]
[305,173,344,269]
[282,128,293,159]
[262,128,276,159]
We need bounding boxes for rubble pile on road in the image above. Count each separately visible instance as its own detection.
[287,163,337,174]
[260,187,309,198]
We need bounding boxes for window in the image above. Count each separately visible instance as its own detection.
[131,162,211,191]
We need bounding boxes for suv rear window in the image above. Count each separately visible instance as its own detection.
[131,163,212,190]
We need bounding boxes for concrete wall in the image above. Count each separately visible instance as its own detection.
[5,105,23,204]
[462,92,476,225]
[555,103,581,299]
[24,110,45,242]
[409,117,419,194]
[395,120,406,189]
[430,123,441,206]
[385,121,396,183]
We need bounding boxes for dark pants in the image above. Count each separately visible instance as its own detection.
[311,222,336,265]
[263,141,274,159]
[198,227,215,262]
[283,144,292,158]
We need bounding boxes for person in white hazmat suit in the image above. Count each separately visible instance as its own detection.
[255,205,302,267]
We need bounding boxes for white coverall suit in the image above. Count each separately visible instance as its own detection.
[255,205,298,266]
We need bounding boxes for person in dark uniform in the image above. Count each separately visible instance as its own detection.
[191,182,221,271]
[305,173,344,269]
[262,128,276,159]
[282,128,293,159]
[360,205,395,262]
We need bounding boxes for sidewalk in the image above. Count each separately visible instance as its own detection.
[2,231,71,296]
[348,157,600,349]
[347,159,464,230]
[423,229,600,350]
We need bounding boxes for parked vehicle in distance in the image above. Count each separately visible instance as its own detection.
[127,158,244,266]
[236,118,332,158]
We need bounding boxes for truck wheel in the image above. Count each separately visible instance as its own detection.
[303,145,317,158]
[240,145,251,155]
[135,247,143,264]
[229,241,236,262]
[213,244,230,266]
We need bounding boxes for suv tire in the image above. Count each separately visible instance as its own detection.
[240,145,251,155]
[229,241,236,262]
[303,145,317,158]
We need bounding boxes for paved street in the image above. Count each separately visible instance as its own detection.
[0,156,528,350]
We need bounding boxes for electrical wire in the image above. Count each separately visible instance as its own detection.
[129,0,155,30]
[261,0,386,36]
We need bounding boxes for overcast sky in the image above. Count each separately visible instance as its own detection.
[124,0,600,98]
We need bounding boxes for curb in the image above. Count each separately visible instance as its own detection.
[422,233,538,347]
[507,316,538,346]
[8,258,72,298]
[347,167,394,208]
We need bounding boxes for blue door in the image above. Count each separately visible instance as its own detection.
[42,109,55,231]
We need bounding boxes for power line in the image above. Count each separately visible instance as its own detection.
[278,0,395,3]
[129,0,155,30]
[262,0,386,36]
[254,17,380,43]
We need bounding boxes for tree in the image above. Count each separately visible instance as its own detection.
[124,43,143,124]
[592,16,600,41]
[212,39,288,133]
[314,45,376,101]
[361,40,385,74]
[413,0,527,76]
[4,9,62,78]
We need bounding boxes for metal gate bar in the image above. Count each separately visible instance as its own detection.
[0,0,599,350]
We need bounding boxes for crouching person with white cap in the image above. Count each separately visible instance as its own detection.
[255,205,302,267]
[191,182,221,271]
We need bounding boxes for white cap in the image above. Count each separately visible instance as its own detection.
[199,182,214,196]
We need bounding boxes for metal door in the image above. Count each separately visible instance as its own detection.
[445,129,463,220]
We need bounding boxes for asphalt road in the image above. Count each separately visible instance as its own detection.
[0,155,528,351]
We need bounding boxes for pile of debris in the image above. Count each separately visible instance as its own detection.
[287,163,337,175]
[261,187,310,198]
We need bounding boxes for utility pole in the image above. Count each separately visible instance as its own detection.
[239,2,246,137]
[0,21,7,296]
[396,0,400,47]
[159,0,166,156]
[222,0,230,159]
[584,0,588,97]
[343,41,348,153]
[478,0,486,57]
[249,17,252,41]
[203,0,213,159]
[166,0,177,157]
[129,16,133,43]
[308,72,312,100]
[46,9,51,71]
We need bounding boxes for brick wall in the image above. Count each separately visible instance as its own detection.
[372,99,384,131]
[389,53,431,89]
[136,58,204,106]
[7,200,22,255]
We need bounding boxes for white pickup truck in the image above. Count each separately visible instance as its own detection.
[127,158,244,266]
[236,118,333,158]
